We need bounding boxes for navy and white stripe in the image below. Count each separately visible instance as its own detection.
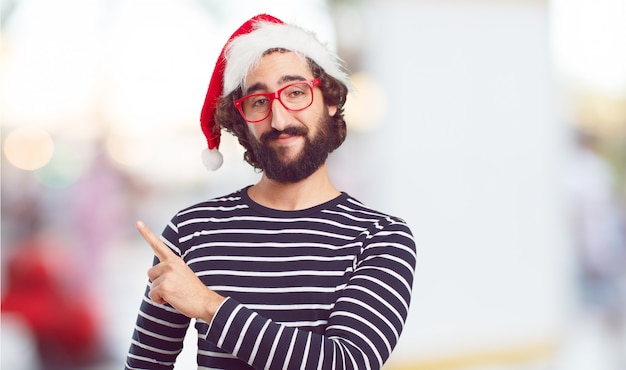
[126,187,416,369]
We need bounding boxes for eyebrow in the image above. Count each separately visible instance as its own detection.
[244,74,308,96]
[278,74,307,84]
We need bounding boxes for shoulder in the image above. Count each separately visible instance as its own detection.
[333,194,415,252]
[174,188,249,219]
[338,193,412,230]
[340,194,417,266]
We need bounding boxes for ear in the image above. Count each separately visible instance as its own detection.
[328,105,338,117]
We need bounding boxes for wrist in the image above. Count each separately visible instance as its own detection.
[200,292,226,322]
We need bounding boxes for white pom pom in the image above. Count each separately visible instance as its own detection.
[201,148,224,171]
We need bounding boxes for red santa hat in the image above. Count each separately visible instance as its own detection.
[199,14,349,170]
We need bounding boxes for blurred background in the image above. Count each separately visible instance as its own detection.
[1,0,624,369]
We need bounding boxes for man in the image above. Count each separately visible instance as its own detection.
[125,14,416,369]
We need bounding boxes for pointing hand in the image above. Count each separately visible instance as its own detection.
[136,221,225,321]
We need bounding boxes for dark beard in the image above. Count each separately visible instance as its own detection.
[249,116,337,183]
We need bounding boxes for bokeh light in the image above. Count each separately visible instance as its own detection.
[3,127,55,170]
[344,72,388,133]
[104,132,150,168]
[33,141,88,188]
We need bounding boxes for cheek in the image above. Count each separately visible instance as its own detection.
[246,122,266,140]
[302,103,327,125]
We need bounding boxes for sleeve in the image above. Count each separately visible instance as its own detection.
[201,220,417,370]
[125,221,191,370]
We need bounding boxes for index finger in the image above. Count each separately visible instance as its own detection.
[136,220,176,262]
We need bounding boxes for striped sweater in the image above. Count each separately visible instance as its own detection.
[125,187,416,369]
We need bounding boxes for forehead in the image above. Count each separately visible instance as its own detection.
[244,51,313,87]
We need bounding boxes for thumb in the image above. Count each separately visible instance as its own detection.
[136,220,176,262]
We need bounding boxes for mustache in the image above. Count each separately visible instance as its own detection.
[260,126,309,143]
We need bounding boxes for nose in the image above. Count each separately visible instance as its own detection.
[270,98,290,131]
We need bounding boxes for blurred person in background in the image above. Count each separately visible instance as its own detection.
[1,226,107,370]
[566,128,626,362]
[125,14,416,369]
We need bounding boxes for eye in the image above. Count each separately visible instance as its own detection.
[284,84,308,99]
[290,91,305,99]
[248,96,269,109]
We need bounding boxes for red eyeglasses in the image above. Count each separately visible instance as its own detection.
[234,78,321,123]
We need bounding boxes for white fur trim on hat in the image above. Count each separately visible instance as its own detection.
[201,148,224,171]
[222,21,349,96]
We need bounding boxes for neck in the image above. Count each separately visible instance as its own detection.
[248,164,340,211]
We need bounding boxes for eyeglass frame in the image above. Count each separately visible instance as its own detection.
[233,78,322,123]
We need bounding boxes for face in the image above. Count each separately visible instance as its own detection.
[242,51,339,183]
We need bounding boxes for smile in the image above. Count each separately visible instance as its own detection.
[272,133,303,146]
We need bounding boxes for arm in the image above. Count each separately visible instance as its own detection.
[133,220,416,369]
[204,222,416,369]
[124,260,192,370]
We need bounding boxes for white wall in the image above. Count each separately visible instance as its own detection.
[329,1,575,364]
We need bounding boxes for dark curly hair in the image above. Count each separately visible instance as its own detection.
[214,50,349,170]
